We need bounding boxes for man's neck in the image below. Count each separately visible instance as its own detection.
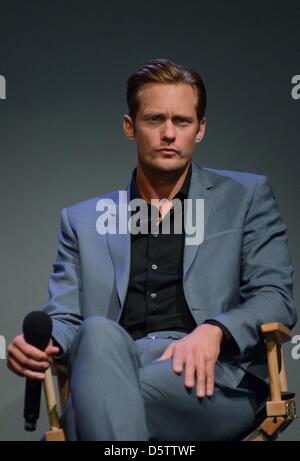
[136,162,190,203]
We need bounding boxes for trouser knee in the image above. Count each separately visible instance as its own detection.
[71,315,137,363]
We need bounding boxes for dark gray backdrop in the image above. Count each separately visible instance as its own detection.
[0,0,299,441]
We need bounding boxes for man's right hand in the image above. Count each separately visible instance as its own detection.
[7,335,60,381]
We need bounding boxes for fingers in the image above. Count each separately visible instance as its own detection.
[10,335,48,361]
[178,353,208,397]
[7,356,47,381]
[195,360,206,397]
[172,347,185,373]
[183,358,215,398]
[157,342,175,361]
[171,344,216,397]
[182,354,196,388]
[7,334,57,380]
[195,359,215,398]
[205,361,215,397]
[8,343,49,370]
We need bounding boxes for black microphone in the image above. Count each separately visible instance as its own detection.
[22,311,52,431]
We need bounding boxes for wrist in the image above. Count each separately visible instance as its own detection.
[210,324,223,343]
[196,323,223,343]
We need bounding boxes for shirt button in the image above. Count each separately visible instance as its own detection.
[150,292,157,299]
[151,264,157,270]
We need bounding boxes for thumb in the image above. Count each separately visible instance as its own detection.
[45,339,60,356]
[157,342,175,361]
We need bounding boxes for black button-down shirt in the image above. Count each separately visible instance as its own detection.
[119,164,197,340]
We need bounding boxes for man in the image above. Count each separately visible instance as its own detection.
[7,59,297,440]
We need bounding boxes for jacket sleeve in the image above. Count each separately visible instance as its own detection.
[206,175,297,361]
[43,207,83,364]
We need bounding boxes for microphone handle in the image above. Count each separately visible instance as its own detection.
[24,378,42,431]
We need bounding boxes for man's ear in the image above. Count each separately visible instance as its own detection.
[123,114,135,140]
[195,117,206,143]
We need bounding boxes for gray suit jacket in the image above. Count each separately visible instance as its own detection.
[44,161,297,381]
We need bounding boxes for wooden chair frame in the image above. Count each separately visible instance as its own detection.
[247,323,296,441]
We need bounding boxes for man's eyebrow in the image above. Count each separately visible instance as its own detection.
[143,112,194,120]
[143,112,164,118]
[173,115,194,121]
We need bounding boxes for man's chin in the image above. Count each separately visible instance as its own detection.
[148,158,189,174]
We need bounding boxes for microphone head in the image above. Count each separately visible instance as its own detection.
[23,311,52,350]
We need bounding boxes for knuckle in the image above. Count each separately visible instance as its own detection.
[196,364,205,374]
[14,336,22,346]
[18,356,29,367]
[205,353,214,362]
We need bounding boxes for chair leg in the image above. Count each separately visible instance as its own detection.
[247,429,273,441]
[43,369,66,441]
[45,428,66,441]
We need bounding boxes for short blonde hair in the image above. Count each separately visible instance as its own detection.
[127,58,207,122]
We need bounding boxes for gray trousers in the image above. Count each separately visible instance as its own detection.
[61,316,267,441]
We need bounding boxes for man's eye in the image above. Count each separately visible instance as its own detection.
[150,116,161,122]
[176,119,190,126]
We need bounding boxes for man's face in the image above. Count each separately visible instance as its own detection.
[123,82,206,174]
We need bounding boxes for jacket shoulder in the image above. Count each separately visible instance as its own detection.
[61,190,125,222]
[201,166,265,189]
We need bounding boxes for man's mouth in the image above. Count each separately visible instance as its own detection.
[157,147,179,154]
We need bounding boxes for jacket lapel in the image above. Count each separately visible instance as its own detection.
[183,162,216,279]
[106,182,131,308]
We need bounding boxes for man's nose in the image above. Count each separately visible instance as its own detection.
[161,120,176,141]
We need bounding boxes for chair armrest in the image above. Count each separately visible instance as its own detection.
[260,323,292,407]
[261,323,292,344]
